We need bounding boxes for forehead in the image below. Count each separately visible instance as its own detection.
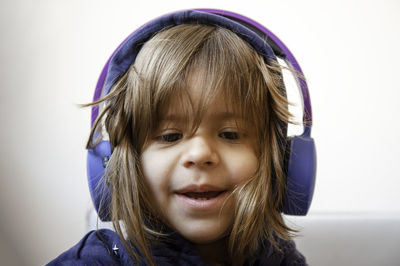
[161,98,240,121]
[159,69,235,114]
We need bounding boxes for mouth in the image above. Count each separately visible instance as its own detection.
[174,186,229,210]
[178,190,227,200]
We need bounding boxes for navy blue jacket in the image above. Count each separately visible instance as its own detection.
[48,229,307,265]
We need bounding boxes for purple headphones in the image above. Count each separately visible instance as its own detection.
[87,9,316,221]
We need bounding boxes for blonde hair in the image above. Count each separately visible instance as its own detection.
[88,24,295,265]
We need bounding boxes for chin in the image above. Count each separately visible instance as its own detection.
[176,222,230,244]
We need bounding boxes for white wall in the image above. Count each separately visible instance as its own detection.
[0,0,399,265]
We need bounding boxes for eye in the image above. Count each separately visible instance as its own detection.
[219,131,240,140]
[157,132,183,143]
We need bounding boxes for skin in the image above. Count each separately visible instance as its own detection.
[140,78,258,264]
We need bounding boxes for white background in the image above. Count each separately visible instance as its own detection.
[0,0,399,265]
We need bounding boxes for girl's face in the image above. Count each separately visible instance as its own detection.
[140,78,258,245]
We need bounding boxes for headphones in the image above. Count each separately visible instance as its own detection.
[87,9,316,221]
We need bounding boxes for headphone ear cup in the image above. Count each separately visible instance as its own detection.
[283,135,317,215]
[87,140,112,221]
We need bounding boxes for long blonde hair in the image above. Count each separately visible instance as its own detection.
[88,24,295,265]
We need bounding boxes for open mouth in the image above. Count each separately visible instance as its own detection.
[181,191,226,200]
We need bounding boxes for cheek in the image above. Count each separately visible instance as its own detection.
[140,149,178,202]
[227,148,258,184]
[141,152,164,191]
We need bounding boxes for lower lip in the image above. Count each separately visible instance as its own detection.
[175,191,228,211]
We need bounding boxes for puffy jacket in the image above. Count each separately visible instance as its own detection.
[48,229,307,265]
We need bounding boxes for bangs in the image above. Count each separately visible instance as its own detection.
[132,24,270,140]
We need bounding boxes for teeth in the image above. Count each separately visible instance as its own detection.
[184,191,223,199]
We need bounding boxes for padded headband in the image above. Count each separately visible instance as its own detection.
[88,9,316,220]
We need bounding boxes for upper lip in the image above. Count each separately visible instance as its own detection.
[174,184,226,194]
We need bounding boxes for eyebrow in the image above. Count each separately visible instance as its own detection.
[159,111,245,122]
[213,112,245,121]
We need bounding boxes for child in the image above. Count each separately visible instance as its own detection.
[49,9,313,266]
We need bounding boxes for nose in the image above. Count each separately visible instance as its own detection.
[182,136,219,168]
